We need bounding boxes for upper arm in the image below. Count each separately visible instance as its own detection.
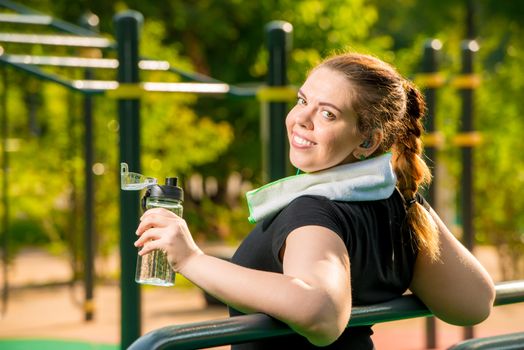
[409,208,495,325]
[281,226,352,337]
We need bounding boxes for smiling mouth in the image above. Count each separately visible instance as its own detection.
[293,134,315,146]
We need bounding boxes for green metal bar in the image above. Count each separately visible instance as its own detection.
[421,39,442,206]
[79,11,98,323]
[0,33,113,48]
[421,38,442,350]
[263,21,293,182]
[460,40,479,341]
[459,39,478,252]
[115,10,143,350]
[0,63,8,318]
[127,280,524,350]
[0,0,99,36]
[449,331,524,350]
[0,57,90,93]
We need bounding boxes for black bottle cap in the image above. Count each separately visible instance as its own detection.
[165,177,178,187]
[146,177,184,202]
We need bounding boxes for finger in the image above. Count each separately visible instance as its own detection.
[134,227,164,247]
[141,208,179,220]
[137,239,164,256]
[136,214,169,235]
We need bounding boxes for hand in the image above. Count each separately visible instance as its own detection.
[134,208,203,272]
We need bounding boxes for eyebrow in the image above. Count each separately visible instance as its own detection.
[298,88,344,114]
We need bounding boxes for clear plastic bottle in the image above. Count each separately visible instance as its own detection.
[135,177,183,287]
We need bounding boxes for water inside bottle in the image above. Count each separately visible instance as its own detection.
[135,249,175,287]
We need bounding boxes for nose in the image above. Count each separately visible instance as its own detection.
[292,107,314,130]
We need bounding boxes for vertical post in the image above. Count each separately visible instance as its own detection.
[115,10,143,349]
[79,11,100,323]
[264,21,293,182]
[421,39,441,205]
[460,39,478,340]
[1,67,9,318]
[421,39,442,350]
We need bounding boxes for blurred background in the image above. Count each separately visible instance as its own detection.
[0,0,523,349]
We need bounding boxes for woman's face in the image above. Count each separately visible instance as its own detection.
[286,67,364,173]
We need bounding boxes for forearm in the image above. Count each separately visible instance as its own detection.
[179,253,342,344]
[135,211,350,345]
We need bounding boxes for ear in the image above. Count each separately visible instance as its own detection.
[352,129,384,159]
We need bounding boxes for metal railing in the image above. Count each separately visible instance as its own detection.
[128,280,524,350]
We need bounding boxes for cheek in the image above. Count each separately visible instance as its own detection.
[323,129,356,157]
[285,112,295,136]
[285,109,294,127]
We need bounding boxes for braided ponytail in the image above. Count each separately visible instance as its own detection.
[393,81,440,261]
[319,53,440,260]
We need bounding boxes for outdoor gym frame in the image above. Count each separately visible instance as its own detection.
[0,1,293,349]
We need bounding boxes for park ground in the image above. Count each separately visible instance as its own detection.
[0,245,523,349]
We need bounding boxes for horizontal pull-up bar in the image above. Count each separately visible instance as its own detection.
[0,32,113,48]
[104,82,231,97]
[0,53,173,70]
[0,13,52,25]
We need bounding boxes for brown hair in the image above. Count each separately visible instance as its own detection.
[319,53,440,260]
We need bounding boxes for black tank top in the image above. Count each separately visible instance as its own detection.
[229,190,421,349]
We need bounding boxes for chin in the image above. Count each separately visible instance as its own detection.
[290,155,330,173]
[293,164,320,173]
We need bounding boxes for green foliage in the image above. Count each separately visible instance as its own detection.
[475,43,524,278]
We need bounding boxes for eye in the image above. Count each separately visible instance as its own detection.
[296,96,306,106]
[321,110,336,120]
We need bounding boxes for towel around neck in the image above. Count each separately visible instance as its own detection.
[246,153,397,223]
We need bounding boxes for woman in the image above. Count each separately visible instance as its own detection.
[135,52,495,349]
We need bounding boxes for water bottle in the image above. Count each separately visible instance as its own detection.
[135,177,184,287]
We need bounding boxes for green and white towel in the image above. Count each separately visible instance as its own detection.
[246,153,397,223]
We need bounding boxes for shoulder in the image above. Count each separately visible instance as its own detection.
[285,195,336,213]
[267,195,347,267]
[275,195,347,228]
[266,195,354,245]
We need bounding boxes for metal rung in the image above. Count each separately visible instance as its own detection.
[0,33,113,48]
[0,54,172,71]
[61,81,232,96]
[0,13,52,25]
[1,54,118,68]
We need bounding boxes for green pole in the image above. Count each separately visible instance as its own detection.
[79,10,99,323]
[1,65,9,318]
[421,39,441,350]
[460,39,478,341]
[421,39,441,205]
[264,21,293,182]
[114,10,143,349]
